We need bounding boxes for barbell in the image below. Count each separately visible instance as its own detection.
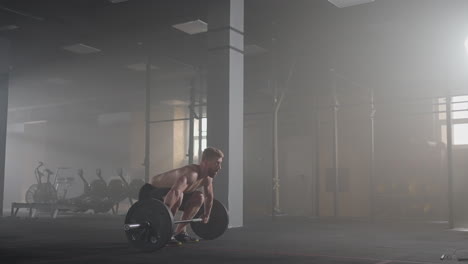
[123,198,229,252]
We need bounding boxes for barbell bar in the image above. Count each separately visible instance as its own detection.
[123,218,203,231]
[124,198,228,252]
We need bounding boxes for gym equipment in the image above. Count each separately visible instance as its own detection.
[129,178,145,200]
[25,162,57,203]
[108,179,125,202]
[89,169,107,198]
[191,199,229,240]
[116,168,145,204]
[124,198,228,252]
[69,169,113,213]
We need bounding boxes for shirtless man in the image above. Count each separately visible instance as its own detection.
[138,147,224,244]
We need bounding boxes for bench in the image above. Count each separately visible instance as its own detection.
[10,202,77,218]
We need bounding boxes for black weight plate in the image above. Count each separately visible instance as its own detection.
[124,199,173,252]
[191,199,229,240]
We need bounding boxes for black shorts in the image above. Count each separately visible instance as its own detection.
[138,183,194,211]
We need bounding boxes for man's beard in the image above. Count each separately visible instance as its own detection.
[208,169,218,178]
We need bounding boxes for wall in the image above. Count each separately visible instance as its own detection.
[243,113,273,221]
[4,103,191,210]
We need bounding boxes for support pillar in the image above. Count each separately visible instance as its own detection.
[369,88,376,221]
[144,53,152,183]
[446,94,454,229]
[188,82,196,164]
[0,38,10,216]
[314,96,320,218]
[207,0,244,227]
[330,69,339,218]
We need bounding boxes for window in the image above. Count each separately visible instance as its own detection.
[193,117,207,162]
[439,95,468,146]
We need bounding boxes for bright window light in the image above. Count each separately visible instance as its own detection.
[194,117,207,162]
[465,37,468,54]
[453,124,468,145]
[440,95,468,146]
[441,125,447,145]
[452,95,468,119]
[442,124,468,145]
[438,95,468,120]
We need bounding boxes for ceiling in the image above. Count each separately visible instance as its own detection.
[2,0,468,124]
[0,0,210,123]
[0,0,289,124]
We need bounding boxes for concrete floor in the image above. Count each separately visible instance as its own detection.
[0,212,466,264]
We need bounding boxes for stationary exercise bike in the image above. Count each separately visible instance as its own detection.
[25,162,58,204]
[64,169,114,213]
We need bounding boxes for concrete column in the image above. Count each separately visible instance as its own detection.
[207,0,244,227]
[446,94,454,228]
[0,38,10,216]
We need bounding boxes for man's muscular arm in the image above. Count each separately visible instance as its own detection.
[164,174,188,209]
[202,177,214,223]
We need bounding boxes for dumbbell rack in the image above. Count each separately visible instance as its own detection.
[10,202,78,218]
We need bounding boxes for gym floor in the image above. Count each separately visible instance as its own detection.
[0,213,464,264]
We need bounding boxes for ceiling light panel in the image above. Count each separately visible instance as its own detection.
[108,0,129,3]
[328,0,375,8]
[62,43,101,54]
[172,19,208,35]
[0,25,19,31]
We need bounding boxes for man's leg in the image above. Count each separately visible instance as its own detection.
[168,193,183,216]
[174,191,204,235]
[165,193,184,246]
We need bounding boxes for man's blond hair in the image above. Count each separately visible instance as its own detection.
[201,147,224,161]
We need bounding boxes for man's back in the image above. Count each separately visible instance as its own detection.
[150,164,201,192]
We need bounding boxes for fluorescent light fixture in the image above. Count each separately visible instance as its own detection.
[0,24,19,31]
[328,0,375,8]
[162,99,189,106]
[244,44,268,55]
[62,43,101,54]
[172,19,208,35]
[108,0,129,3]
[24,120,47,125]
[126,63,159,72]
